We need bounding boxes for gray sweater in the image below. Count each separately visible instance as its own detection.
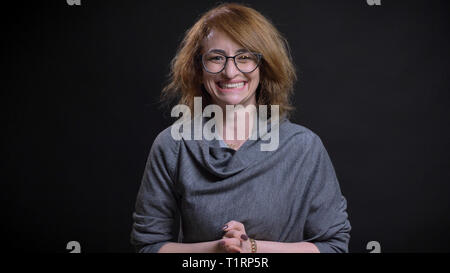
[130,115,351,253]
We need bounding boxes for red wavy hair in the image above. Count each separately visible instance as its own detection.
[162,3,297,118]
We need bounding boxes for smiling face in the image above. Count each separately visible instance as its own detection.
[201,29,260,109]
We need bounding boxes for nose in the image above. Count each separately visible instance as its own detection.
[223,57,240,78]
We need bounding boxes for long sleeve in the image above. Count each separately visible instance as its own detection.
[302,134,351,253]
[130,128,180,253]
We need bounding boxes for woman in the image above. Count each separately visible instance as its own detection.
[130,3,351,253]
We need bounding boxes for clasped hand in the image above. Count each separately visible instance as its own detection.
[218,220,252,253]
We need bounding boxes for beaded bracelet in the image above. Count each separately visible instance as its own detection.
[249,238,257,253]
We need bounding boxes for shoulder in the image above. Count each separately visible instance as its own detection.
[146,125,181,180]
[150,125,181,156]
[281,120,325,150]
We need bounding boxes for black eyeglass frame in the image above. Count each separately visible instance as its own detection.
[200,52,263,74]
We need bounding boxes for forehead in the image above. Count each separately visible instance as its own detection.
[202,29,244,53]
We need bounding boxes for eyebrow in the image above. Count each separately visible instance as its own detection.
[207,48,249,55]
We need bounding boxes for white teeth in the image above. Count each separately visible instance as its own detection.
[219,82,245,89]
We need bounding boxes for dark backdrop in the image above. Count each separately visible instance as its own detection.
[2,0,449,252]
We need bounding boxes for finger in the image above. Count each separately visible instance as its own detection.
[221,237,241,247]
[224,230,249,242]
[223,220,245,232]
[226,244,242,253]
[218,240,227,251]
[223,229,239,238]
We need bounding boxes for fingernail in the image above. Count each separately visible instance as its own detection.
[222,225,228,230]
[241,234,248,241]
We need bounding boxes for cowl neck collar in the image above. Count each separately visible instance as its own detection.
[181,113,288,179]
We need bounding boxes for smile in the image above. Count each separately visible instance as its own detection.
[216,81,247,92]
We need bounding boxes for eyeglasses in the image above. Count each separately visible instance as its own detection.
[201,51,263,74]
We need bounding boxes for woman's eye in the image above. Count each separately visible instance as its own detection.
[209,56,224,61]
[239,54,254,60]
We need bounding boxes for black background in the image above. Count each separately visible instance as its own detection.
[2,0,449,253]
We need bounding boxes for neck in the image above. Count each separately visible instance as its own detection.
[214,104,257,142]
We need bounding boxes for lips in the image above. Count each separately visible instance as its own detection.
[218,81,245,89]
[216,81,247,92]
